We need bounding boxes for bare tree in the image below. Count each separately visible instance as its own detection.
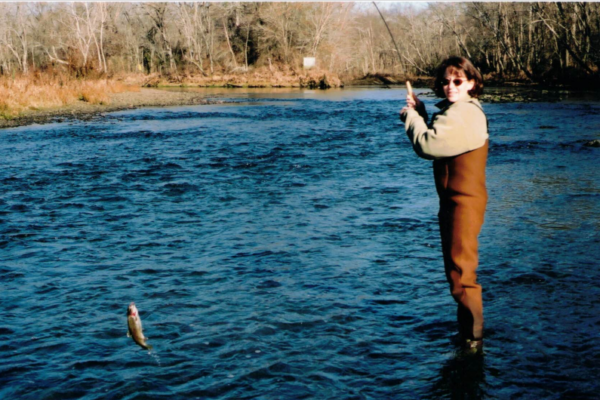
[176,3,209,75]
[145,3,177,74]
[0,2,598,84]
[68,3,96,72]
[0,4,34,73]
[532,2,597,75]
[256,3,301,65]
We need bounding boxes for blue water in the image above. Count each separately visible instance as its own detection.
[1,88,599,399]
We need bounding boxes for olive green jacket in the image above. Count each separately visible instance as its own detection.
[402,97,488,160]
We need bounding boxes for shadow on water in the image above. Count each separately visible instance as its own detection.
[428,353,486,399]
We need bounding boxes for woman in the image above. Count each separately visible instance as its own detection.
[400,56,488,353]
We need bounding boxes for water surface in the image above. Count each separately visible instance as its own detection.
[1,88,599,399]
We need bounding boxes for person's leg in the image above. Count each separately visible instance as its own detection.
[446,201,484,342]
[436,143,488,350]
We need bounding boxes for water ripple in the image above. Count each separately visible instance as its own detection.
[0,89,599,399]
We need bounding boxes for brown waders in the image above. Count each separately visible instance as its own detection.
[433,141,488,341]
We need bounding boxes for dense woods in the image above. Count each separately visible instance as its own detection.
[0,2,599,85]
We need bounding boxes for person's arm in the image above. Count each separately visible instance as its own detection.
[403,102,488,160]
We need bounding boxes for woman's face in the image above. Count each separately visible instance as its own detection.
[443,69,475,103]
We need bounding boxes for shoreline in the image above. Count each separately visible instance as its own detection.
[0,88,226,130]
[1,82,593,130]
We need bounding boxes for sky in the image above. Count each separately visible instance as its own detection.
[355,1,430,12]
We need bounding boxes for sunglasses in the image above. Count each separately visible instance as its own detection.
[441,78,467,87]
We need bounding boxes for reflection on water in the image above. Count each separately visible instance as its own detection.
[429,354,486,399]
[1,88,599,399]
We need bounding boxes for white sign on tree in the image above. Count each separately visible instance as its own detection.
[303,57,316,69]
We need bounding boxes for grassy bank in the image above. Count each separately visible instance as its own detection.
[139,66,343,90]
[0,74,141,119]
[3,67,581,123]
[0,67,344,119]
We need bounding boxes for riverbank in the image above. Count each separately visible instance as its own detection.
[0,68,345,129]
[0,74,591,130]
[141,67,343,90]
[0,88,225,130]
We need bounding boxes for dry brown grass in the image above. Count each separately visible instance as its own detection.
[0,67,340,119]
[0,73,140,119]
[137,65,343,89]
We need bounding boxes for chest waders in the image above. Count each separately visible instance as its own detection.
[434,140,488,341]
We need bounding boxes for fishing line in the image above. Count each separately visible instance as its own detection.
[373,2,418,276]
[373,2,403,65]
[373,2,413,95]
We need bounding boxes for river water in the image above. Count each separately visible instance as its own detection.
[1,87,599,399]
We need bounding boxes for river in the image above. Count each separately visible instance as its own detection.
[1,87,599,399]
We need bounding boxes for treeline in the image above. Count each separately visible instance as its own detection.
[1,2,599,85]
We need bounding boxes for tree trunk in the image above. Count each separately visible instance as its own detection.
[222,18,238,69]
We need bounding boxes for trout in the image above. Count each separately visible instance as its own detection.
[127,303,153,350]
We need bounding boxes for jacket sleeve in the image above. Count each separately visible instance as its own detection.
[404,102,488,160]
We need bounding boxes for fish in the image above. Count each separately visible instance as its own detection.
[406,81,413,96]
[127,302,153,350]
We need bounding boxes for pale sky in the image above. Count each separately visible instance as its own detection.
[357,2,431,12]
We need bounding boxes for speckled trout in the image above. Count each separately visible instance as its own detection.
[127,303,153,350]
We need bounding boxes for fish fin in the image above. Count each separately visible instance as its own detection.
[146,344,153,351]
[127,327,132,338]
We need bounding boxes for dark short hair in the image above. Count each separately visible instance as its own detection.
[433,56,484,99]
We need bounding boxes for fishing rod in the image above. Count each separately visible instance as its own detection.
[372,2,412,94]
